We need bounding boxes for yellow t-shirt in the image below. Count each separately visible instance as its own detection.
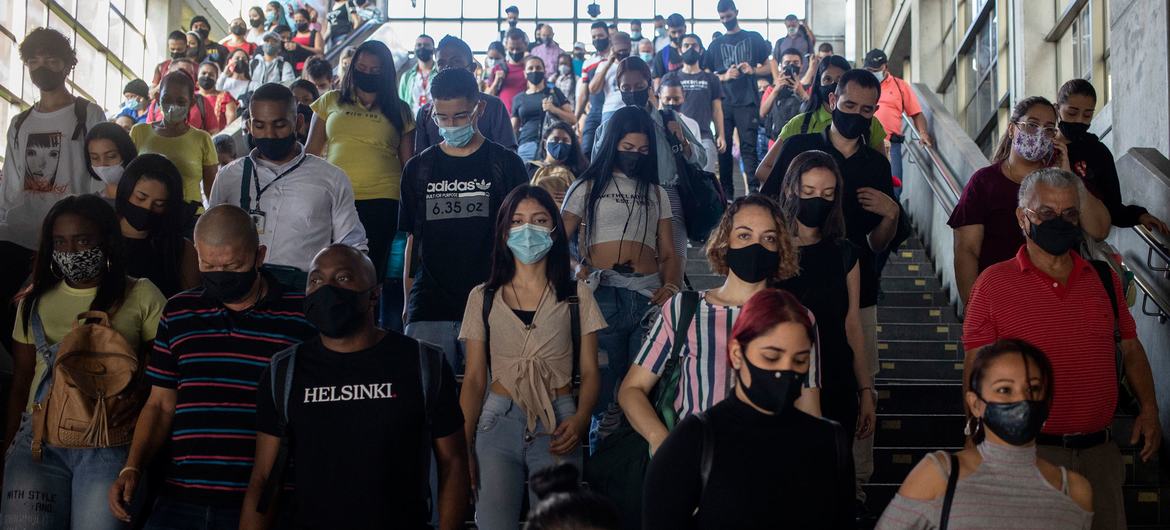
[130,124,217,204]
[310,90,416,201]
[12,278,166,411]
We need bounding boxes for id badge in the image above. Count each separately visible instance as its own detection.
[249,209,267,234]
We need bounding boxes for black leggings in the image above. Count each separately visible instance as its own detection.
[354,198,399,281]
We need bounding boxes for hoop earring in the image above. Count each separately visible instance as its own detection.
[963,416,981,437]
[49,259,64,280]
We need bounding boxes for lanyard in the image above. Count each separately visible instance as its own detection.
[239,152,307,212]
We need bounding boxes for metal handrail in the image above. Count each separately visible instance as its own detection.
[1128,256,1170,323]
[1133,224,1170,272]
[900,113,963,213]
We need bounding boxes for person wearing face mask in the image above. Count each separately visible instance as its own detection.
[307,41,410,288]
[217,49,254,101]
[661,34,727,174]
[324,0,359,49]
[190,15,229,69]
[458,186,605,530]
[529,123,587,203]
[511,56,574,163]
[628,20,643,43]
[656,80,702,146]
[773,14,812,71]
[775,151,876,485]
[108,204,314,529]
[877,340,1093,529]
[3,195,165,530]
[246,31,296,92]
[213,83,366,286]
[151,31,191,91]
[703,0,773,199]
[86,122,139,200]
[948,96,1112,305]
[801,41,835,87]
[399,68,528,378]
[588,31,633,123]
[863,49,931,195]
[115,79,151,126]
[263,1,288,31]
[288,9,324,74]
[195,61,238,135]
[1,27,108,366]
[962,169,1160,530]
[499,5,520,41]
[413,36,517,154]
[490,28,532,115]
[578,21,614,155]
[530,24,564,81]
[114,155,200,299]
[143,57,216,132]
[550,52,577,111]
[131,71,217,207]
[245,6,270,45]
[642,289,850,530]
[239,244,468,530]
[637,38,656,66]
[1057,79,1169,234]
[398,34,438,116]
[481,41,507,89]
[758,48,806,151]
[220,17,258,57]
[649,14,687,87]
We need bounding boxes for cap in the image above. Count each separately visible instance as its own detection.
[573,41,586,51]
[123,79,149,98]
[864,49,888,69]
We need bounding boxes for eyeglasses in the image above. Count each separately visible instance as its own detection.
[1015,121,1059,138]
[432,111,474,128]
[1024,207,1080,224]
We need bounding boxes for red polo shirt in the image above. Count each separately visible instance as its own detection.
[962,246,1136,435]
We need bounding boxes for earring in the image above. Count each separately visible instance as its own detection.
[49,260,64,280]
[963,416,980,437]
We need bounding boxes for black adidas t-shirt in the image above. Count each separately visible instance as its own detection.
[256,332,462,530]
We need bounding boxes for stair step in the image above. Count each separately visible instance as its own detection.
[877,340,964,360]
[887,248,927,264]
[876,358,964,381]
[874,414,966,447]
[877,291,947,307]
[876,383,963,415]
[871,447,960,484]
[877,323,963,341]
[878,306,959,324]
[881,276,942,291]
[899,238,925,250]
[883,260,935,277]
[685,259,715,276]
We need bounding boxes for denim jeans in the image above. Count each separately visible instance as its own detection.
[2,413,130,530]
[474,394,580,530]
[404,320,464,377]
[517,141,539,163]
[142,497,240,530]
[591,285,654,417]
[890,141,904,200]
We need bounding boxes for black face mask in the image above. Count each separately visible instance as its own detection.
[681,49,701,65]
[234,59,249,73]
[249,133,298,161]
[980,397,1049,446]
[526,71,545,85]
[416,48,434,62]
[232,24,248,36]
[615,151,644,176]
[722,18,738,31]
[671,35,683,46]
[196,28,210,41]
[1058,121,1091,141]
[831,108,870,140]
[197,75,216,90]
[304,284,373,338]
[29,67,66,92]
[1028,218,1082,256]
[171,51,186,60]
[723,243,780,283]
[621,88,649,108]
[818,82,837,101]
[249,18,263,28]
[352,69,381,92]
[509,51,526,63]
[797,197,834,228]
[202,268,259,304]
[295,22,309,33]
[119,202,159,232]
[738,356,805,415]
[662,103,681,113]
[593,38,610,53]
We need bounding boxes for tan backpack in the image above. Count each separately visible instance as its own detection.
[29,310,144,460]
[530,162,576,204]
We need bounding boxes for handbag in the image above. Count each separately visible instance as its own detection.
[659,110,726,242]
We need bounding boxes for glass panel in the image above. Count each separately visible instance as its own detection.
[539,0,574,19]
[110,0,125,14]
[575,21,600,48]
[657,0,691,17]
[768,0,805,19]
[108,10,125,58]
[1,0,20,36]
[75,37,105,102]
[105,64,123,111]
[379,20,425,50]
[541,22,574,47]
[387,0,424,18]
[0,35,15,89]
[577,0,608,21]
[123,29,145,78]
[47,10,71,43]
[691,21,726,45]
[462,21,501,51]
[735,0,767,20]
[463,0,501,19]
[124,0,145,30]
[694,1,721,20]
[82,3,108,43]
[504,0,537,20]
[26,0,46,32]
[617,2,654,21]
[424,20,462,40]
[965,72,995,139]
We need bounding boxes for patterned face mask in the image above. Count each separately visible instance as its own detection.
[52,247,106,284]
[1012,127,1053,162]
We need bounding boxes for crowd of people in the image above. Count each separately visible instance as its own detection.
[0,0,1165,528]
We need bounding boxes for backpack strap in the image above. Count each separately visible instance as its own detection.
[669,291,701,363]
[939,453,960,530]
[257,344,298,514]
[696,410,714,496]
[12,107,33,149]
[568,282,581,383]
[240,157,255,210]
[799,110,814,135]
[72,97,89,141]
[1089,259,1123,387]
[481,287,496,374]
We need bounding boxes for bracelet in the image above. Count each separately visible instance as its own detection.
[663,283,681,294]
[118,466,140,478]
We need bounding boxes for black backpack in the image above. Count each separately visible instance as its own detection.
[659,110,726,242]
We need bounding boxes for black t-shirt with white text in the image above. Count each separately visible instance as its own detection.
[700,30,771,108]
[256,332,462,530]
[398,140,528,322]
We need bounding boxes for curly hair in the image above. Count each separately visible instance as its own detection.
[19,27,77,67]
[704,195,799,281]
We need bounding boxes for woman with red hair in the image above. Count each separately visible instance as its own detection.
[642,289,854,530]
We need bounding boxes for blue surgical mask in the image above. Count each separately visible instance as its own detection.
[124,98,140,111]
[639,52,654,63]
[438,123,475,147]
[507,223,554,264]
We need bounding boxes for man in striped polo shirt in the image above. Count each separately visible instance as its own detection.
[107,205,316,528]
[963,169,1160,530]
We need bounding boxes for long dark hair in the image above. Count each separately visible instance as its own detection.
[778,150,847,242]
[340,40,407,132]
[539,122,587,176]
[991,96,1056,163]
[116,154,189,296]
[84,122,138,181]
[574,106,659,250]
[801,55,852,114]
[486,186,574,301]
[967,339,1055,444]
[19,195,128,331]
[527,464,620,530]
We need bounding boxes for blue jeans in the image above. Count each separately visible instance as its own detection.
[474,394,580,530]
[890,141,903,200]
[143,497,239,530]
[2,413,130,530]
[404,320,464,377]
[591,285,654,417]
[517,141,539,163]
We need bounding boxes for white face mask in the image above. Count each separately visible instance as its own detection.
[92,164,124,186]
[871,70,886,82]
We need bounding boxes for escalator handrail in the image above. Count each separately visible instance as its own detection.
[900,113,962,213]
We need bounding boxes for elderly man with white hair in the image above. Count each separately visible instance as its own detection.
[962,167,1160,530]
